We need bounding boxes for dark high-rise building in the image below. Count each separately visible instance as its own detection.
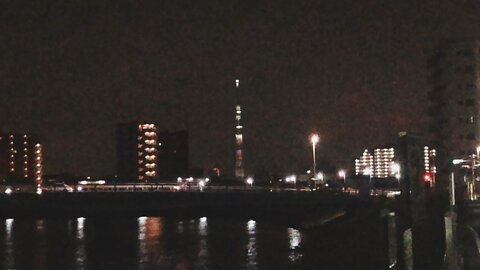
[427,39,480,182]
[157,131,189,179]
[117,123,158,182]
[0,133,43,185]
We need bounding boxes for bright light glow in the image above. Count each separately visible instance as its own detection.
[288,227,301,250]
[205,178,210,182]
[306,170,311,174]
[453,159,466,165]
[77,217,85,239]
[77,186,83,192]
[198,180,205,187]
[187,177,194,182]
[392,162,401,179]
[79,181,88,185]
[6,218,13,235]
[338,170,346,178]
[36,188,42,195]
[247,220,256,231]
[316,172,324,181]
[5,188,12,195]
[246,177,254,185]
[364,167,372,176]
[177,177,183,182]
[310,134,319,145]
[285,174,297,183]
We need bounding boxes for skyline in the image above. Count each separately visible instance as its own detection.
[2,1,480,176]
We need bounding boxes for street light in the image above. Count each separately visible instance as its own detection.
[310,133,320,179]
[452,148,480,201]
[338,169,346,183]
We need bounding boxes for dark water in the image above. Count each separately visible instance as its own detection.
[0,217,308,270]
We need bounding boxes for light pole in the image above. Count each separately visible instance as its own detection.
[310,134,319,179]
[452,147,480,201]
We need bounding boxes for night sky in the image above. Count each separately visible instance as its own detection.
[1,1,480,177]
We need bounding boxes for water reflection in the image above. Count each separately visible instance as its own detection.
[4,219,14,269]
[75,217,86,269]
[246,220,258,269]
[138,216,147,266]
[138,217,163,268]
[5,219,13,236]
[77,217,85,239]
[287,227,303,262]
[197,217,208,269]
[1,217,307,270]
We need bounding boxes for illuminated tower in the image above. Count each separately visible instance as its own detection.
[234,79,245,179]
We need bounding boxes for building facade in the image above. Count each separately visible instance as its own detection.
[117,123,158,182]
[427,39,480,172]
[0,133,43,185]
[355,145,435,181]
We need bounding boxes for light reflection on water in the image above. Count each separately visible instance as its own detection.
[2,217,304,270]
[76,217,86,269]
[246,220,258,269]
[4,219,14,269]
[288,227,303,262]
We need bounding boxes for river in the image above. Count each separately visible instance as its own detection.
[0,216,387,270]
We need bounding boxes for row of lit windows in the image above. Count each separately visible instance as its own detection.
[139,124,156,130]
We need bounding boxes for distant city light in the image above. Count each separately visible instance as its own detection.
[453,159,465,165]
[285,175,297,183]
[77,186,83,192]
[246,177,254,185]
[338,170,346,178]
[316,172,324,181]
[177,177,183,182]
[310,134,319,145]
[5,187,12,195]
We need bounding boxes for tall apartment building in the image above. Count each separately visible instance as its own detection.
[427,39,480,173]
[355,149,374,176]
[117,123,158,182]
[0,133,43,185]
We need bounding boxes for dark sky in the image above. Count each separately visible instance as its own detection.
[1,0,480,177]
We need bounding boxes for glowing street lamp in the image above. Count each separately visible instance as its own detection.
[246,177,254,186]
[310,134,320,178]
[338,170,346,182]
[316,172,324,182]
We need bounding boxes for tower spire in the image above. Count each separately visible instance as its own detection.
[234,79,245,179]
